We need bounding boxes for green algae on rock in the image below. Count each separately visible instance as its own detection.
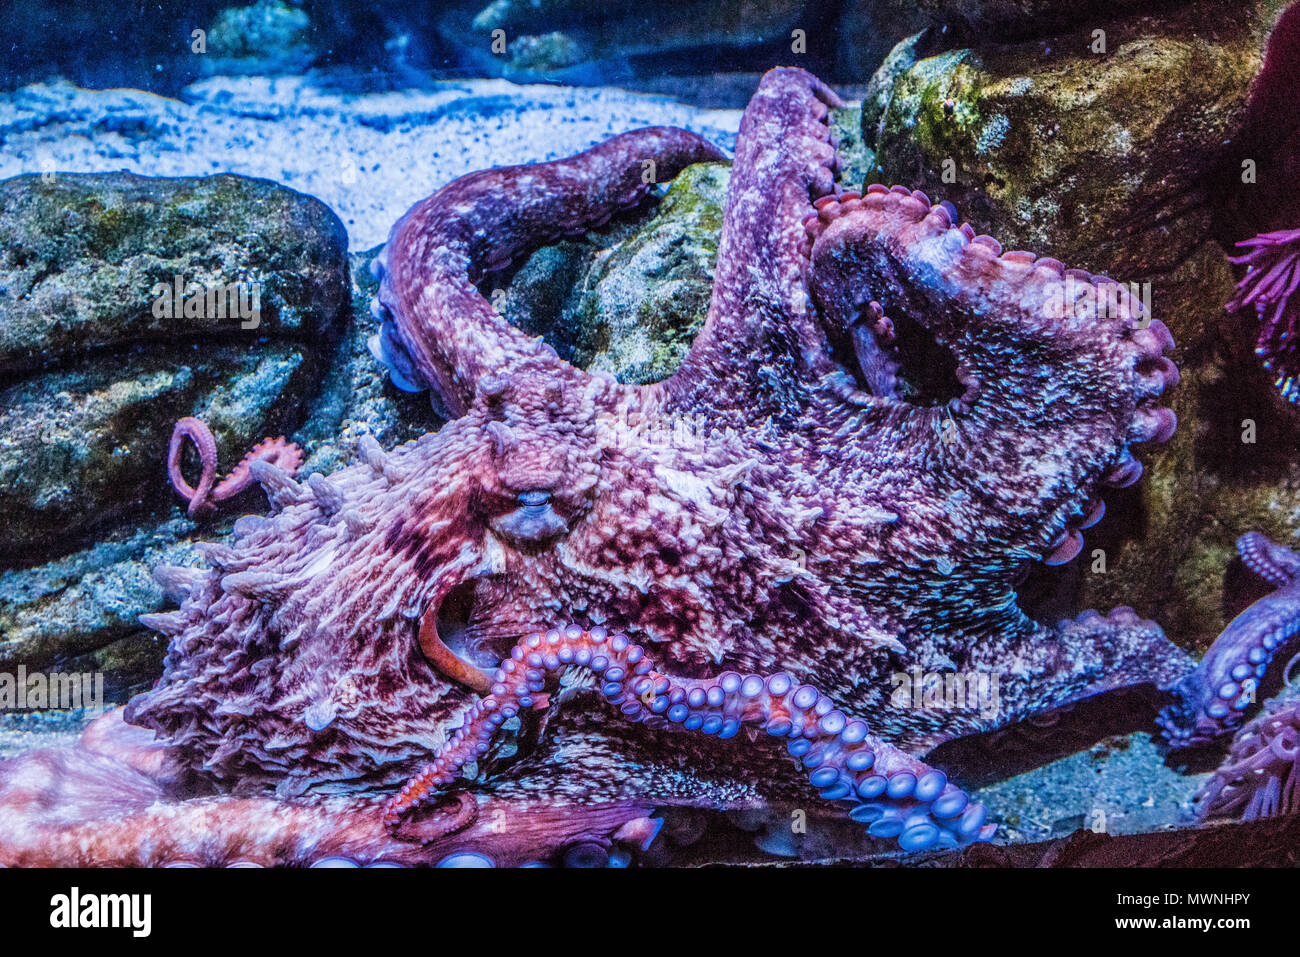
[869,0,1288,279]
[0,345,309,562]
[0,172,348,373]
[0,519,197,705]
[203,0,317,76]
[915,0,1167,41]
[500,162,728,384]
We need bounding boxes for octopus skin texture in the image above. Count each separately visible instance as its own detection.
[0,67,1207,866]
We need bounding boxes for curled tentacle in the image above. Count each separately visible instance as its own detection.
[167,416,304,516]
[373,126,726,417]
[383,624,996,853]
[805,186,1178,569]
[1159,533,1300,746]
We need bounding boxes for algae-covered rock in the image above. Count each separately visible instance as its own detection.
[0,521,196,703]
[501,162,728,384]
[871,0,1288,278]
[203,0,318,76]
[0,344,308,562]
[829,106,871,194]
[1074,240,1300,652]
[915,0,1173,40]
[0,245,418,694]
[0,172,348,373]
[0,171,349,562]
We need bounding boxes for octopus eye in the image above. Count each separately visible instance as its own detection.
[492,490,567,546]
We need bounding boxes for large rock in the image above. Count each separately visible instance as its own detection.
[0,172,348,562]
[0,521,194,702]
[202,0,317,76]
[915,0,1171,40]
[870,0,1286,278]
[0,243,427,699]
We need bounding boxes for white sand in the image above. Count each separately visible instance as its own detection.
[0,75,742,250]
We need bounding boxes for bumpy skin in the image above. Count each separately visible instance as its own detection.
[0,68,1198,865]
[1159,533,1300,746]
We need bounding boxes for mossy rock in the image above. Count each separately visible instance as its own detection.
[0,171,349,562]
[501,162,728,384]
[203,0,317,75]
[915,0,1185,40]
[0,171,348,373]
[0,343,309,563]
[0,520,196,702]
[1073,241,1300,652]
[872,0,1289,279]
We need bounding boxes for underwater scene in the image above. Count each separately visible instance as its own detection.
[0,0,1298,876]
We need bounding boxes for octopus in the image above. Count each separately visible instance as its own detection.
[1160,533,1300,747]
[0,67,1254,867]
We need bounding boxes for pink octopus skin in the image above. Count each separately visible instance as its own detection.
[0,68,1196,866]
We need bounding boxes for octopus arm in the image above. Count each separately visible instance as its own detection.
[372,127,726,417]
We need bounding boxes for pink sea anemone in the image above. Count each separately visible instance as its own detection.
[1226,227,1300,403]
[1198,692,1300,821]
